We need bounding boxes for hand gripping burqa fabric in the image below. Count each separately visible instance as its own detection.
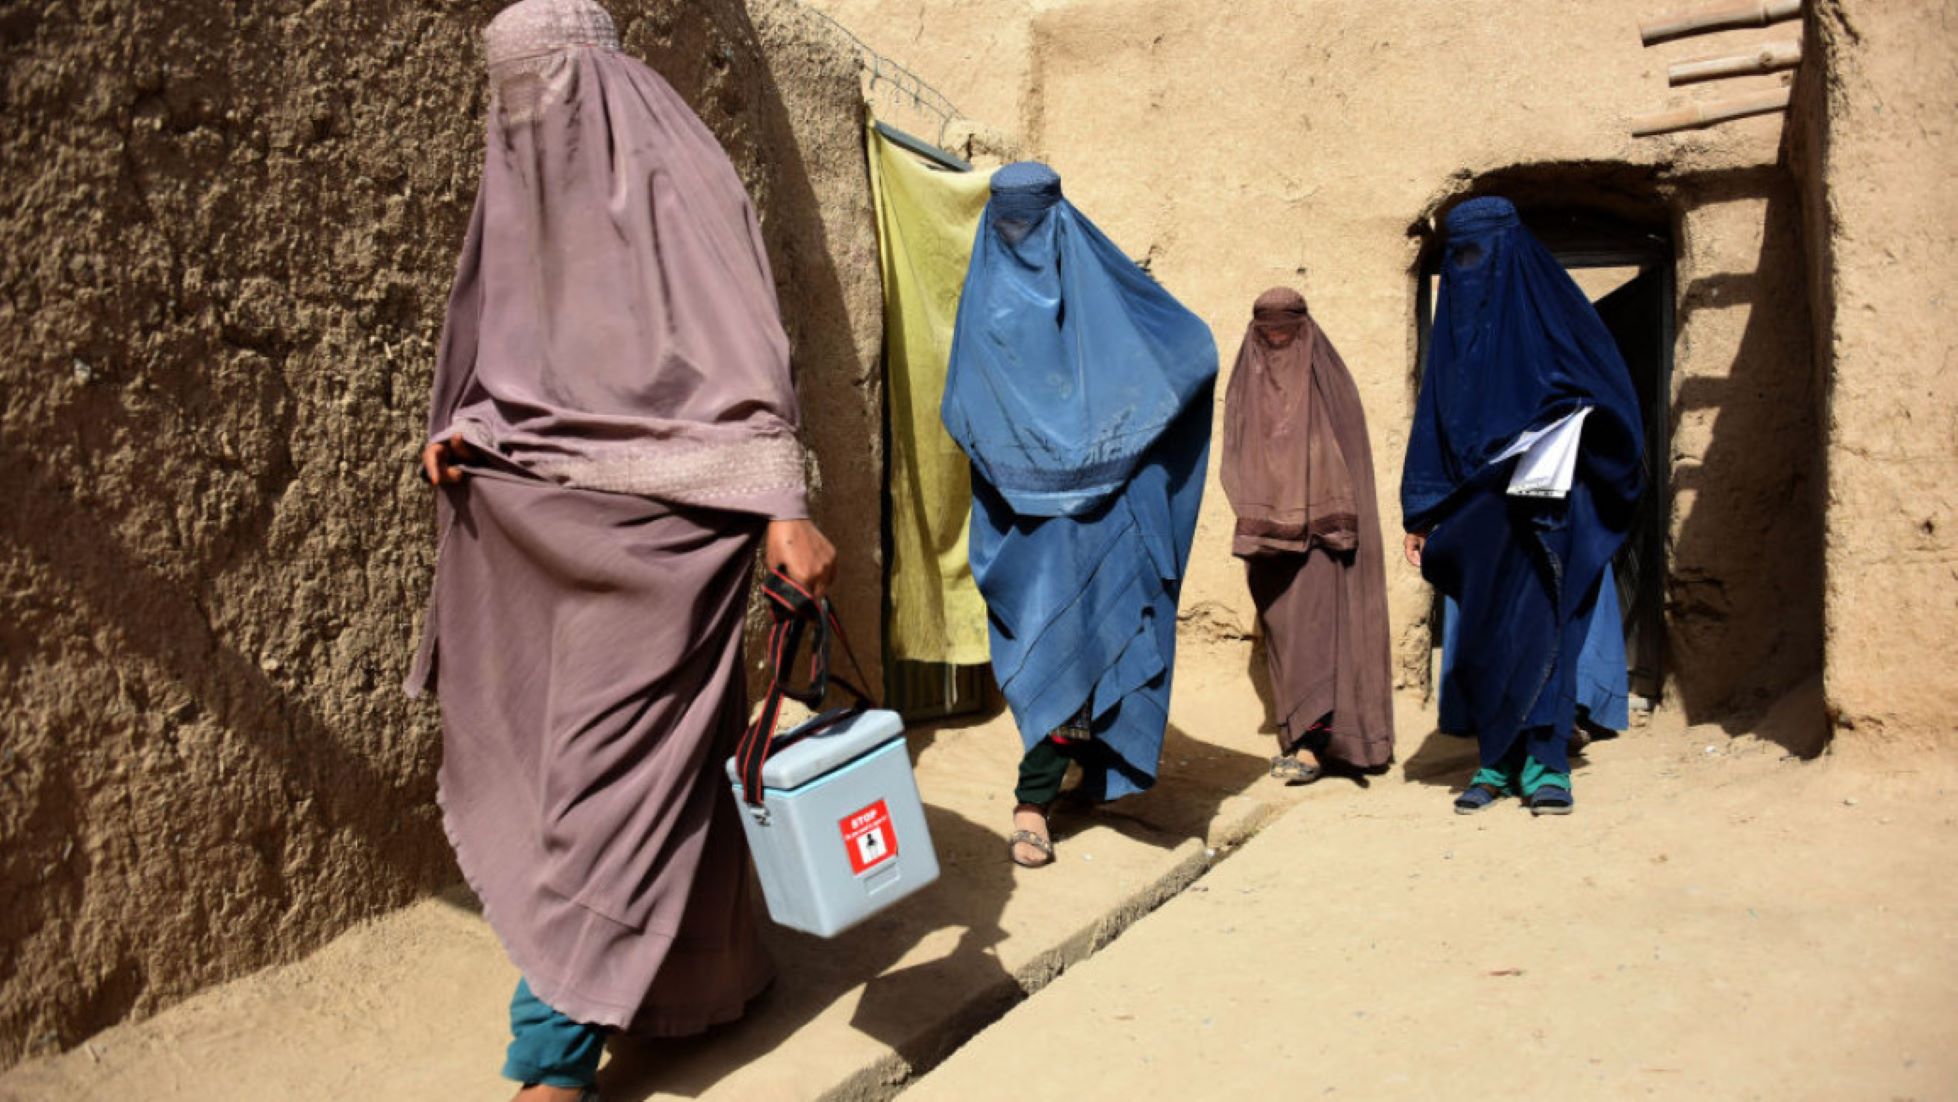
[1401,197,1643,775]
[1221,289,1394,770]
[406,0,805,1033]
[942,162,1217,800]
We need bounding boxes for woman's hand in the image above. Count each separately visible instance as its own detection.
[1403,531,1428,568]
[765,518,838,600]
[420,434,475,485]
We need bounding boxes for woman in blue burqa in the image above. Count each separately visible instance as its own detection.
[1437,563,1633,747]
[1401,197,1644,816]
[943,162,1217,867]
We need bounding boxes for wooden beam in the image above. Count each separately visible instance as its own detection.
[1631,87,1792,136]
[1640,1,1802,46]
[1669,39,1803,84]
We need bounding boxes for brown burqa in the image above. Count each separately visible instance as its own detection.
[1221,288,1394,769]
[405,0,800,1033]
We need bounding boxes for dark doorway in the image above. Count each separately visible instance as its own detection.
[1416,205,1673,700]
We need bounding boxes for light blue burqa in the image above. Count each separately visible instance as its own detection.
[942,162,1217,799]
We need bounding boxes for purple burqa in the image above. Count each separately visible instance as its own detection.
[1221,289,1394,770]
[406,0,804,1033]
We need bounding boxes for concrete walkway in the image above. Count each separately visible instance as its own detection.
[0,643,1328,1101]
[908,712,1958,1101]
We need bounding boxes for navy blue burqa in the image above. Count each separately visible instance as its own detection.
[943,162,1217,800]
[1402,197,1643,773]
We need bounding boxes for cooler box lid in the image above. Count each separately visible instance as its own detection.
[726,708,906,793]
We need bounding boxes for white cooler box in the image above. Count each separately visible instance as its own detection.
[726,707,939,937]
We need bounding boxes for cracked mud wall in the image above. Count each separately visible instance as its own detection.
[0,0,881,1068]
[806,0,1824,721]
[1791,1,1958,745]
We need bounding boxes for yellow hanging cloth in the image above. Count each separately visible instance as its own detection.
[867,121,994,664]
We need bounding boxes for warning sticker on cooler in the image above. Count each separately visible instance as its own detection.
[839,799,899,875]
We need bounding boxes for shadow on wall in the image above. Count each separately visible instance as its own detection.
[0,443,452,1058]
[0,0,881,1071]
[0,0,491,1060]
[1664,167,1825,749]
[721,0,889,702]
[1405,161,1825,752]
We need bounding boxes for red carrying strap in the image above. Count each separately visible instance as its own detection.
[733,568,877,807]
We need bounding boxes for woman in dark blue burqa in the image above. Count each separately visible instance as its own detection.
[943,162,1217,866]
[1401,197,1643,816]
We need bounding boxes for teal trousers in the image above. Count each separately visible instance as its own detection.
[504,978,608,1089]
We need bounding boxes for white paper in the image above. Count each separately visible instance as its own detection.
[1495,407,1592,499]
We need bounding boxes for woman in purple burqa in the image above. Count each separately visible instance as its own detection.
[406,2,836,1097]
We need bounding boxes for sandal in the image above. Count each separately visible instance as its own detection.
[1007,802,1055,868]
[1528,786,1574,816]
[1453,782,1507,815]
[1269,754,1323,786]
[515,1087,600,1101]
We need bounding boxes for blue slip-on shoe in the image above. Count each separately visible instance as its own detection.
[1528,785,1574,816]
[1453,782,1506,815]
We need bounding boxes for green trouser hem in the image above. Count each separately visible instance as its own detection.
[1015,737,1073,807]
[504,978,606,1089]
[1472,755,1571,797]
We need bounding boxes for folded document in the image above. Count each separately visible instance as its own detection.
[1493,407,1592,499]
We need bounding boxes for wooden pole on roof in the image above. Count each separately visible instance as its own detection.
[1630,87,1791,136]
[1669,39,1803,84]
[1640,0,1802,46]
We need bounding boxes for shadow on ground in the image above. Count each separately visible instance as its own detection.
[554,710,1272,1098]
[1400,725,1605,800]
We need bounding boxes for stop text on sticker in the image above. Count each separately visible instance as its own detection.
[839,799,899,875]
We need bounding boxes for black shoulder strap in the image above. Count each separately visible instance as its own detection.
[733,569,880,807]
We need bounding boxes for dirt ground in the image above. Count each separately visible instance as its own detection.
[5,639,1951,1101]
[913,693,1958,1101]
[0,639,1298,1101]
